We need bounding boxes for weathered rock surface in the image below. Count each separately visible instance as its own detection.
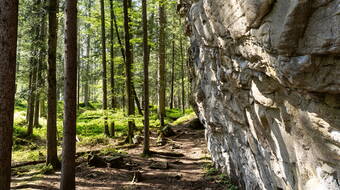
[180,0,340,189]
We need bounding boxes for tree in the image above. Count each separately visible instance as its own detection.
[27,0,43,136]
[109,0,115,109]
[142,0,150,155]
[170,38,175,109]
[47,0,61,169]
[83,0,91,107]
[60,0,77,188]
[158,0,166,128]
[109,0,116,137]
[180,18,185,114]
[34,0,48,129]
[0,0,19,188]
[123,0,135,143]
[100,0,109,136]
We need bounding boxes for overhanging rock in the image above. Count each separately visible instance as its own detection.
[181,0,340,189]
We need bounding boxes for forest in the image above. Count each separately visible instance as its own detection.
[0,0,236,189]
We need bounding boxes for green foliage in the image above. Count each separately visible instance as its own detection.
[171,111,196,126]
[39,164,55,175]
[166,108,184,120]
[100,147,127,155]
[217,173,238,190]
[15,99,27,111]
[12,100,195,164]
[203,162,219,176]
[78,135,109,147]
[12,149,45,163]
[203,162,239,190]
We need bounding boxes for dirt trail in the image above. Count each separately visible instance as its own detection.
[11,119,225,190]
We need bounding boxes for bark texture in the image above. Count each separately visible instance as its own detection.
[100,0,109,136]
[60,0,77,188]
[158,0,166,127]
[47,0,60,169]
[123,0,135,143]
[142,0,150,155]
[0,0,19,189]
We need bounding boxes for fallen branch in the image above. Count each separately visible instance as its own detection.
[150,151,185,157]
[11,150,101,168]
[12,160,45,168]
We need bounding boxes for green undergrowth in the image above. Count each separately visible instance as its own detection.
[12,99,195,163]
[171,111,196,126]
[203,162,239,190]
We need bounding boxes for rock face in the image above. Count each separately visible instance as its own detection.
[181,0,340,189]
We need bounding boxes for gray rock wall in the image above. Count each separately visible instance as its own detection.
[181,0,340,189]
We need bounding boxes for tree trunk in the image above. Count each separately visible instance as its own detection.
[133,86,143,116]
[112,6,126,110]
[60,0,77,188]
[40,98,46,117]
[100,0,109,136]
[112,6,125,63]
[26,69,33,121]
[158,0,166,128]
[0,1,18,188]
[142,0,150,155]
[77,38,80,109]
[170,39,175,109]
[123,0,135,143]
[33,92,40,127]
[27,58,37,136]
[84,0,91,107]
[180,18,185,114]
[34,6,47,128]
[47,0,60,169]
[110,0,115,109]
[27,0,43,136]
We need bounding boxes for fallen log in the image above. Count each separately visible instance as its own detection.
[11,150,101,168]
[150,150,185,157]
[12,160,45,168]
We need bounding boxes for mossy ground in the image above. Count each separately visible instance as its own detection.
[12,100,194,164]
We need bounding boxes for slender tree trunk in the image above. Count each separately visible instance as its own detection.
[34,6,47,128]
[122,85,125,110]
[84,0,91,107]
[33,91,40,127]
[158,0,166,128]
[180,18,185,114]
[26,70,33,121]
[112,7,125,63]
[47,0,60,169]
[170,39,175,109]
[27,59,37,136]
[77,39,80,109]
[100,0,109,136]
[142,0,150,155]
[133,86,143,115]
[109,0,115,109]
[0,1,18,188]
[180,47,185,113]
[60,0,77,188]
[123,0,134,143]
[28,0,43,136]
[40,99,46,117]
[112,7,126,110]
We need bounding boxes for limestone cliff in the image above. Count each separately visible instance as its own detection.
[180,0,340,189]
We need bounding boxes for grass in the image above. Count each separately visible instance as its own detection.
[171,111,196,126]
[203,162,239,190]
[12,99,195,164]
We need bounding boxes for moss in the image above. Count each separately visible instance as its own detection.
[171,111,196,126]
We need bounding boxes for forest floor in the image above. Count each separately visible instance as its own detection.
[10,117,236,190]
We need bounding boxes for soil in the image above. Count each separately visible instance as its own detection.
[11,119,227,190]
